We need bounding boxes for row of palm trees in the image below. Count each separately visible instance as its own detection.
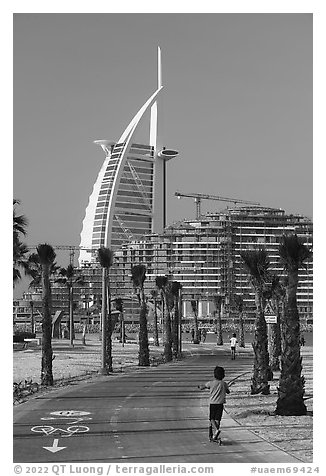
[240,235,312,415]
[14,200,312,415]
[14,199,183,382]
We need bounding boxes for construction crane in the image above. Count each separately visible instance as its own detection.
[115,214,135,241]
[175,191,260,219]
[27,245,95,266]
[127,161,152,210]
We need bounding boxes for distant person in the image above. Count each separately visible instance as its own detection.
[191,328,195,343]
[230,333,237,360]
[199,328,202,342]
[202,328,207,342]
[198,366,230,442]
[300,335,305,346]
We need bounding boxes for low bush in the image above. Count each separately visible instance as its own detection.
[13,331,36,343]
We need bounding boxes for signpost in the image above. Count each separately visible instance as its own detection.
[264,300,277,324]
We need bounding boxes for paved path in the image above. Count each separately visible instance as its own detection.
[13,344,302,464]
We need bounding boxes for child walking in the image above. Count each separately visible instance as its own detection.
[230,333,238,360]
[198,365,230,442]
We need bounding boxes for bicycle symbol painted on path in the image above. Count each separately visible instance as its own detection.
[31,424,90,438]
[31,410,92,438]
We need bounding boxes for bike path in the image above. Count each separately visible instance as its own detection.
[13,344,302,464]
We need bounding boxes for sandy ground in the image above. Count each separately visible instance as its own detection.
[225,345,313,463]
[13,333,313,463]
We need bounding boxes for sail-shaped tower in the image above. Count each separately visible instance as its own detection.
[79,48,178,264]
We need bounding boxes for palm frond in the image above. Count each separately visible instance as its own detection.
[155,275,168,290]
[97,247,114,269]
[131,264,147,288]
[56,264,85,287]
[13,199,28,237]
[279,234,312,269]
[240,248,270,287]
[36,244,56,265]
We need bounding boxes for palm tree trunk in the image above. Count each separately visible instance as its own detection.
[216,307,223,345]
[238,310,245,347]
[178,291,183,355]
[276,266,307,415]
[120,310,125,346]
[153,298,159,346]
[269,298,281,371]
[191,300,200,344]
[41,265,53,386]
[163,294,173,361]
[251,292,270,395]
[172,297,179,358]
[69,286,74,346]
[106,274,113,372]
[100,268,108,375]
[138,289,150,366]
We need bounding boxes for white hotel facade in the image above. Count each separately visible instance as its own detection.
[79,47,178,264]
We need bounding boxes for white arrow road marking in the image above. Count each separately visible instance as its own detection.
[43,438,66,453]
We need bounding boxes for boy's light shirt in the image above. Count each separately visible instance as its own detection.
[230,337,237,347]
[205,379,230,404]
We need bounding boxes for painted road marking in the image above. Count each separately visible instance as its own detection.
[31,424,90,437]
[50,410,91,417]
[41,416,92,425]
[31,410,93,453]
[43,438,66,453]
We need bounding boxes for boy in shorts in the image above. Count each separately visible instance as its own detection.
[198,366,230,441]
[230,333,237,360]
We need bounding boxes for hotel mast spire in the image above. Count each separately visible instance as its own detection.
[150,46,162,149]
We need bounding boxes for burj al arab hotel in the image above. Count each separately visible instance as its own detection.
[79,48,178,265]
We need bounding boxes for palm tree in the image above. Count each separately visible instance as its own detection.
[98,247,114,374]
[264,274,283,372]
[275,234,312,416]
[131,264,150,366]
[55,264,85,345]
[26,253,59,336]
[234,295,245,347]
[156,276,173,361]
[213,295,223,345]
[171,281,182,357]
[27,253,59,288]
[241,248,271,395]
[150,289,160,346]
[13,199,30,285]
[37,243,56,386]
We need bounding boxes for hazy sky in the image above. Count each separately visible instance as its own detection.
[13,12,312,294]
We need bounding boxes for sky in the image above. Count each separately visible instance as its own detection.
[13,12,313,296]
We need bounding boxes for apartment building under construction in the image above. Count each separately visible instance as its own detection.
[105,205,312,325]
[15,206,313,329]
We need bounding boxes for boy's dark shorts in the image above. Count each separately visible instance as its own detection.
[209,403,224,421]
